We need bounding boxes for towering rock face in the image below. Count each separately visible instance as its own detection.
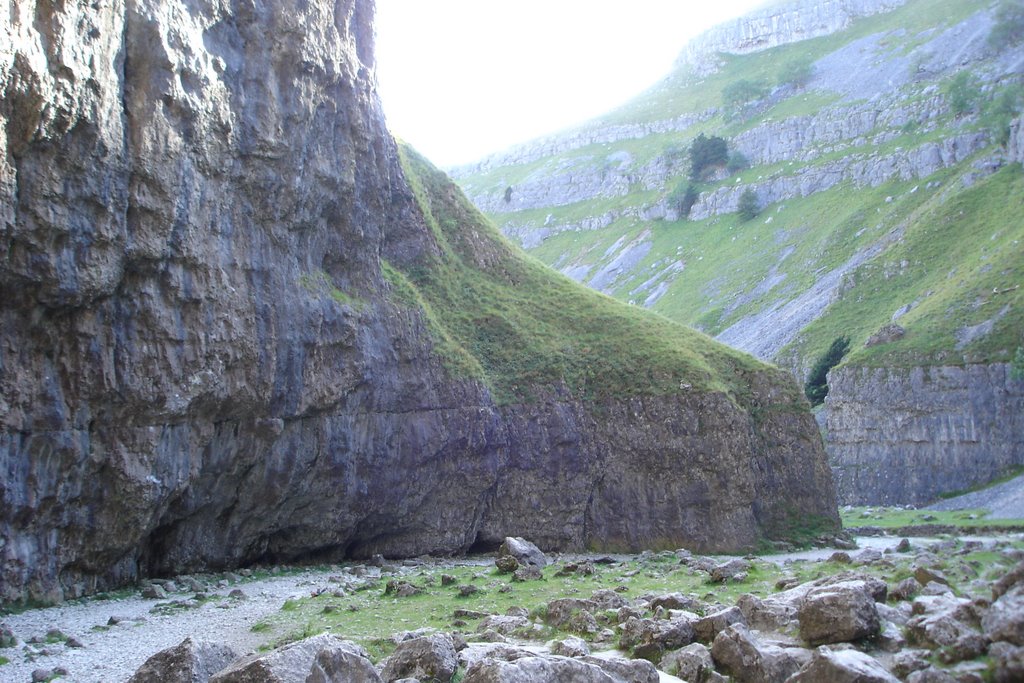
[826,364,1024,505]
[676,0,908,75]
[0,0,838,605]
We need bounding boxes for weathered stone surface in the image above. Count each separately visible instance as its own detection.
[788,646,899,682]
[990,641,1024,683]
[210,634,379,683]
[711,624,811,683]
[826,363,1024,505]
[127,637,238,683]
[983,584,1024,646]
[797,581,881,645]
[0,0,839,604]
[661,642,714,681]
[497,538,547,568]
[581,655,660,683]
[380,634,457,683]
[549,636,590,658]
[462,655,617,683]
[695,606,747,643]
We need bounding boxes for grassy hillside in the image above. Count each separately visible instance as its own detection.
[453,0,1024,375]
[387,145,774,406]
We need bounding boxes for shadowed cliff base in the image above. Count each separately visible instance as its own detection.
[0,0,837,606]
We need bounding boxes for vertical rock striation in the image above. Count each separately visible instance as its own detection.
[826,364,1024,505]
[0,0,838,604]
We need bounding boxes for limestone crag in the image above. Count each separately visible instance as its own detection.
[0,0,838,604]
[826,363,1024,505]
[675,0,908,75]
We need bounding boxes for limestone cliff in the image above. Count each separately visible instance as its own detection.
[675,0,908,75]
[0,0,838,604]
[826,364,1024,505]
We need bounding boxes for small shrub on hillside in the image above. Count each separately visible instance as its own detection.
[804,336,851,406]
[668,181,700,218]
[944,71,981,117]
[778,57,815,88]
[727,150,750,174]
[989,0,1024,49]
[689,133,729,180]
[1012,346,1024,381]
[982,84,1024,145]
[722,79,769,119]
[737,188,760,221]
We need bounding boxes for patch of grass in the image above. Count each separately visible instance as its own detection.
[841,506,1024,529]
[298,270,363,309]
[0,655,9,666]
[250,621,272,633]
[394,144,784,407]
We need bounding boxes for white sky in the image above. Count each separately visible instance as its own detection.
[375,1,767,167]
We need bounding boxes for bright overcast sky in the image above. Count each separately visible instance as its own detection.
[375,1,767,167]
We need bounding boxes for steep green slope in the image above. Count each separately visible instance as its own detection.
[391,145,771,406]
[452,0,1023,376]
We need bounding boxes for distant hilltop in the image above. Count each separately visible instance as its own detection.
[676,0,908,74]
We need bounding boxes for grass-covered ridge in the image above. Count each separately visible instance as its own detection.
[391,145,773,406]
[452,0,1023,376]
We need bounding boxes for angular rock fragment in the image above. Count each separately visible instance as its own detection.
[797,581,880,645]
[210,634,379,683]
[498,538,548,568]
[380,634,458,683]
[711,624,811,683]
[788,646,898,682]
[128,637,238,683]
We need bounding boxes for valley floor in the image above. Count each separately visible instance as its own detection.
[2,528,1022,682]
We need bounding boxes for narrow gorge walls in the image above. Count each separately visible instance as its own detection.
[0,0,838,605]
[826,364,1024,505]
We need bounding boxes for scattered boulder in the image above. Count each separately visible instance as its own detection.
[983,584,1024,645]
[914,566,950,587]
[380,634,458,683]
[661,642,713,681]
[511,566,542,582]
[463,655,616,682]
[907,595,980,649]
[695,606,747,643]
[890,649,932,678]
[126,634,237,683]
[649,593,702,612]
[494,556,519,574]
[580,655,659,683]
[890,577,922,602]
[797,581,880,645]
[905,666,958,682]
[555,561,596,577]
[545,599,598,629]
[711,624,811,683]
[0,624,16,648]
[788,646,899,682]
[990,641,1024,683]
[498,538,547,568]
[549,636,590,657]
[210,634,379,683]
[589,589,627,610]
[710,559,750,583]
[142,584,168,600]
[993,560,1024,600]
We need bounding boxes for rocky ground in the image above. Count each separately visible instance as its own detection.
[2,531,1024,682]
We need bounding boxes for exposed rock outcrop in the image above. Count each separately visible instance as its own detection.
[0,0,838,605]
[826,363,1024,505]
[675,0,908,75]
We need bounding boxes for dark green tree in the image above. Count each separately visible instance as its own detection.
[722,79,769,119]
[737,188,760,221]
[727,150,750,174]
[944,71,980,116]
[668,181,700,218]
[989,0,1024,49]
[804,336,851,406]
[778,57,814,87]
[689,133,729,180]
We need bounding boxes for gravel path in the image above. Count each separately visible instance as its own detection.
[0,569,347,683]
[927,472,1024,519]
